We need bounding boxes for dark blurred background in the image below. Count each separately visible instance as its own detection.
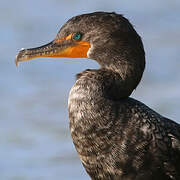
[0,0,180,179]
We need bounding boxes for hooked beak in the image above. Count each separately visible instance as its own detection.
[15,34,90,66]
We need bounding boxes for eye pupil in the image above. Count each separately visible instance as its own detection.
[73,33,81,40]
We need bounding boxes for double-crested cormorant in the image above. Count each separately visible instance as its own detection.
[16,12,180,180]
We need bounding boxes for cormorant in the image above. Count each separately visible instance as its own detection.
[16,12,180,180]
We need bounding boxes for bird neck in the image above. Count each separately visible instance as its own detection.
[99,58,145,99]
[89,36,145,99]
[77,60,144,101]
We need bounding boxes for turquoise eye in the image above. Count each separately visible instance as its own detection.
[73,33,82,41]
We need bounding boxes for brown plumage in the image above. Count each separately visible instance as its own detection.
[16,12,180,180]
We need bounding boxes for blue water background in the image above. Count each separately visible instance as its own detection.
[0,0,180,179]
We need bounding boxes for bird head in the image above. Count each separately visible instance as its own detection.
[16,12,145,76]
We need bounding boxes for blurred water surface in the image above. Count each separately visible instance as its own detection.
[0,0,180,179]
